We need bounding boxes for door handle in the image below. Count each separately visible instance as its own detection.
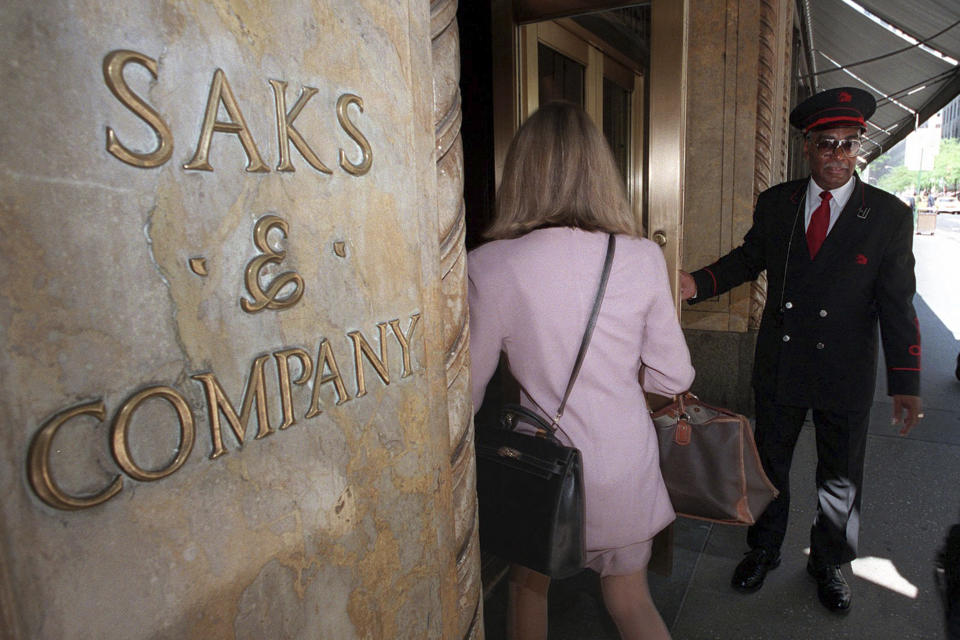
[652,230,667,247]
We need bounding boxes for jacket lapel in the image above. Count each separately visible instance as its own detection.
[784,182,811,279]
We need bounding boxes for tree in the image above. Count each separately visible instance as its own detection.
[878,165,916,194]
[931,138,960,193]
[869,151,894,185]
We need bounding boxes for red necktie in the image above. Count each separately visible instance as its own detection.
[806,191,831,259]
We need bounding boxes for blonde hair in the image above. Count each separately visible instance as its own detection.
[487,101,639,239]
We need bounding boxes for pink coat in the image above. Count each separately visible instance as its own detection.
[469,227,695,558]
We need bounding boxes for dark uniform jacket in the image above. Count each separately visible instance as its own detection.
[690,175,921,411]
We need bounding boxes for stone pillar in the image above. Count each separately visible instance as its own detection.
[679,0,793,414]
[751,0,795,328]
[431,0,484,637]
[0,1,476,638]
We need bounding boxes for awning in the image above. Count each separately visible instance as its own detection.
[799,0,960,163]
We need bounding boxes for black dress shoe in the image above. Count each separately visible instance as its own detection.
[807,560,852,613]
[731,548,781,592]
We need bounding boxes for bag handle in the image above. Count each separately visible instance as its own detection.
[554,233,616,425]
[512,234,615,437]
[500,404,555,437]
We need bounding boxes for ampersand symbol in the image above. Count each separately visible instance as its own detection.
[241,215,304,313]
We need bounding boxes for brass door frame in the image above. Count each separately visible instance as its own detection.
[510,18,649,233]
[647,0,688,303]
[518,22,598,121]
[490,1,686,296]
[604,54,645,234]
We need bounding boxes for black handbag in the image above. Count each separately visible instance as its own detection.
[474,234,615,579]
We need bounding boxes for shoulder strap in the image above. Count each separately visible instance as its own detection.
[553,233,616,425]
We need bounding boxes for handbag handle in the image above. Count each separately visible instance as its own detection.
[553,233,616,425]
[676,393,689,420]
[500,404,558,441]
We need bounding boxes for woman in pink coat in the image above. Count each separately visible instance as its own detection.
[469,102,695,640]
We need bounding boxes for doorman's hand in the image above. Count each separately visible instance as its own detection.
[892,394,923,435]
[678,271,697,301]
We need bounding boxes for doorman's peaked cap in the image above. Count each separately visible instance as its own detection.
[790,87,876,133]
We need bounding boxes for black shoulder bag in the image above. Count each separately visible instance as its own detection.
[474,233,615,579]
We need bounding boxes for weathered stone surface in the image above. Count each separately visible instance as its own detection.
[430,2,482,636]
[0,1,466,638]
[681,0,760,333]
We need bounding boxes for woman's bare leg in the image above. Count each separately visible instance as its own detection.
[506,564,550,640]
[600,569,671,640]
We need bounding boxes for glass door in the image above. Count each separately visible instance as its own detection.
[538,43,585,107]
[518,20,645,229]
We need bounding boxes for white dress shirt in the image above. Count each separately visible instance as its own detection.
[804,175,856,236]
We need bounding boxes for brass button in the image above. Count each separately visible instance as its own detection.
[783,335,791,342]
[819,309,828,317]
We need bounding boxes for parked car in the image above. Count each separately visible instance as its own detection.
[935,195,960,214]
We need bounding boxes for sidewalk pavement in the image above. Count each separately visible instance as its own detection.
[482,226,960,639]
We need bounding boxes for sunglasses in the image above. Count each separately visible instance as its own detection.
[811,137,862,158]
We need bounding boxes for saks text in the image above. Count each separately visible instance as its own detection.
[104,49,372,174]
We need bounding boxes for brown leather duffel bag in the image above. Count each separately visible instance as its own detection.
[651,393,778,525]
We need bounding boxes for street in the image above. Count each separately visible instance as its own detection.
[915,213,960,340]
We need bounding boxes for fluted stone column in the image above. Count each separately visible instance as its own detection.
[680,0,794,414]
[431,1,485,637]
[749,0,794,328]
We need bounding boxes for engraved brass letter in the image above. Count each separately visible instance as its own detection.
[241,215,305,312]
[111,386,196,481]
[348,323,390,397]
[193,354,274,459]
[388,313,421,378]
[102,50,174,168]
[337,94,373,176]
[305,339,351,418]
[269,80,332,174]
[183,68,269,172]
[27,401,123,510]
[274,348,313,429]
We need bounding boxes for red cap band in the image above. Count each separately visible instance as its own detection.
[804,114,866,133]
